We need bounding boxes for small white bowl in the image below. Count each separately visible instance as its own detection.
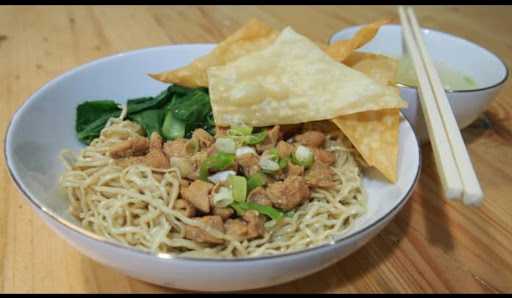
[330,24,508,142]
[5,44,421,291]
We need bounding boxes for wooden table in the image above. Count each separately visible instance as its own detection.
[1,5,511,293]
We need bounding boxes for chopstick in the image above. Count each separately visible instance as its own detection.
[403,7,484,205]
[398,6,484,205]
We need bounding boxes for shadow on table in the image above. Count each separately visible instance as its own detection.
[417,144,455,253]
[460,112,496,145]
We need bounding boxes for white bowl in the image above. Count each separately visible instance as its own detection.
[330,24,508,142]
[4,44,421,292]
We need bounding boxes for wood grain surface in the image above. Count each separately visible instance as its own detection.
[1,5,511,293]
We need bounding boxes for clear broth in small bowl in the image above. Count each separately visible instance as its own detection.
[395,56,478,91]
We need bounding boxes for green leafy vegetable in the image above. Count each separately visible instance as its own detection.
[230,202,284,221]
[74,84,216,144]
[199,152,236,181]
[247,172,267,193]
[166,87,215,138]
[229,175,247,202]
[126,87,173,115]
[161,110,185,140]
[128,109,165,137]
[75,100,121,144]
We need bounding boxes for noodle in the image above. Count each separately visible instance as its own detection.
[59,118,367,258]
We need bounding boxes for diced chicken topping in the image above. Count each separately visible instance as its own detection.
[287,162,304,176]
[115,132,170,169]
[295,131,326,148]
[144,149,171,169]
[192,128,214,149]
[267,176,310,210]
[247,187,273,206]
[268,125,281,145]
[163,138,194,158]
[256,125,281,152]
[305,161,337,188]
[170,156,195,178]
[180,179,190,188]
[174,199,196,218]
[237,153,260,177]
[144,132,170,169]
[276,140,294,159]
[110,137,149,159]
[184,215,225,244]
[213,207,234,220]
[181,180,213,213]
[224,210,265,241]
[312,148,336,166]
[224,219,249,241]
[243,210,265,239]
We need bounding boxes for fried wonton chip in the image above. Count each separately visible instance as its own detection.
[149,19,279,87]
[325,18,392,62]
[331,52,401,182]
[207,27,407,127]
[149,18,390,88]
[344,51,399,86]
[332,109,399,182]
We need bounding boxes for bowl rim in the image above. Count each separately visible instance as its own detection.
[4,44,422,263]
[328,23,509,94]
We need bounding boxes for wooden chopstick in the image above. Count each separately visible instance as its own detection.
[399,6,484,205]
[404,7,484,205]
[398,6,464,201]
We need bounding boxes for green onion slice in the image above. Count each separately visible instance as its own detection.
[292,145,314,168]
[199,152,236,181]
[230,202,284,221]
[228,175,247,202]
[212,186,234,208]
[247,172,267,193]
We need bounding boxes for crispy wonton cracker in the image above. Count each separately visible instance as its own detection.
[207,27,406,127]
[343,52,399,86]
[325,19,392,62]
[149,19,279,87]
[332,109,400,182]
[331,52,401,182]
[149,18,390,87]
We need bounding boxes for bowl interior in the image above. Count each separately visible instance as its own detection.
[5,44,420,258]
[329,24,508,90]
